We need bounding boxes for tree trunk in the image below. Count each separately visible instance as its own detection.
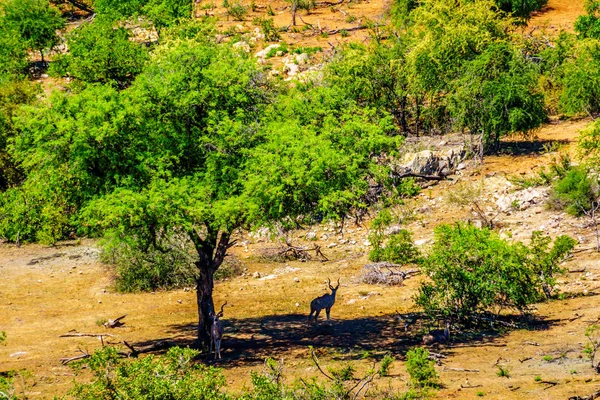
[196,259,215,349]
[190,229,231,350]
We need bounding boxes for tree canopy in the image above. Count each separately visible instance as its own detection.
[0,0,65,62]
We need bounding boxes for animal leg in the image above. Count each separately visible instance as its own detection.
[314,309,321,324]
[326,307,331,321]
[216,340,221,359]
[308,309,315,324]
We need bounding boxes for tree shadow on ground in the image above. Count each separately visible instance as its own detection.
[129,312,562,366]
[498,139,570,156]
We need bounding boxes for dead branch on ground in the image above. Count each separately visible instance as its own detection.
[360,262,420,285]
[104,315,127,328]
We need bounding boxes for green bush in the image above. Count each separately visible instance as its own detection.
[50,20,149,87]
[416,223,576,320]
[70,347,227,400]
[368,210,421,264]
[405,348,438,388]
[549,166,599,216]
[227,3,248,20]
[100,231,198,292]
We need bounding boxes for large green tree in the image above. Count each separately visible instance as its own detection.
[6,38,400,348]
[0,0,65,63]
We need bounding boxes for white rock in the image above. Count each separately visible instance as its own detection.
[294,277,300,282]
[284,63,300,76]
[305,232,317,240]
[295,302,300,307]
[253,271,261,278]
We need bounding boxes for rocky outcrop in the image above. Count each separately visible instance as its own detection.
[394,146,467,178]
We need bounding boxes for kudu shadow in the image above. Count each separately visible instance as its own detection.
[127,311,562,366]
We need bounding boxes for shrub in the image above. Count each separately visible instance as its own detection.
[405,348,438,388]
[369,229,421,265]
[496,365,510,378]
[69,347,227,399]
[549,166,599,216]
[100,230,198,292]
[50,20,149,87]
[416,223,576,320]
[227,2,248,20]
[256,17,280,42]
[379,353,395,376]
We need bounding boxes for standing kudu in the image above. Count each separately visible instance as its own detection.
[210,301,227,359]
[308,278,340,324]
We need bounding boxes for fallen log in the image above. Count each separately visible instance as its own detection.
[60,350,90,365]
[570,390,600,400]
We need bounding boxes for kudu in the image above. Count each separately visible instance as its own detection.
[308,278,340,324]
[210,301,227,359]
[422,320,450,345]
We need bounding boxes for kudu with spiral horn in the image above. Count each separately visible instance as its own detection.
[210,301,227,359]
[308,278,340,324]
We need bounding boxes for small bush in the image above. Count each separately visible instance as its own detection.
[405,348,439,388]
[69,347,227,399]
[549,166,599,216]
[534,375,542,381]
[256,17,280,41]
[100,231,197,292]
[496,365,510,378]
[340,29,349,37]
[368,210,421,265]
[227,3,248,20]
[379,353,395,376]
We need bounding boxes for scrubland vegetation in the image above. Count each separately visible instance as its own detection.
[1,0,600,398]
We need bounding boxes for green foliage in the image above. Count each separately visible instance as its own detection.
[100,230,197,292]
[0,25,28,77]
[94,0,191,31]
[559,39,600,116]
[255,17,280,42]
[449,42,546,151]
[266,43,288,57]
[575,0,600,38]
[579,118,600,165]
[0,370,17,400]
[227,2,248,20]
[0,78,38,190]
[0,331,5,345]
[549,166,599,216]
[405,348,438,388]
[585,324,600,372]
[495,0,546,21]
[369,224,421,265]
[534,375,542,381]
[389,0,418,26]
[0,0,65,61]
[496,365,510,378]
[542,355,553,362]
[379,354,395,376]
[416,223,576,320]
[51,20,149,87]
[70,346,228,399]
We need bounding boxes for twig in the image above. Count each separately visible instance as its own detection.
[461,383,483,388]
[60,333,115,338]
[310,348,334,381]
[519,357,533,363]
[524,341,540,346]
[444,367,479,372]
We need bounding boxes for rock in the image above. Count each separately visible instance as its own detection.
[177,299,182,304]
[255,44,281,59]
[294,277,300,282]
[415,239,429,246]
[284,63,299,76]
[384,225,403,235]
[321,234,329,240]
[305,232,317,240]
[327,243,337,248]
[253,272,261,278]
[232,41,251,53]
[295,302,300,307]
[10,352,27,358]
[295,53,309,65]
